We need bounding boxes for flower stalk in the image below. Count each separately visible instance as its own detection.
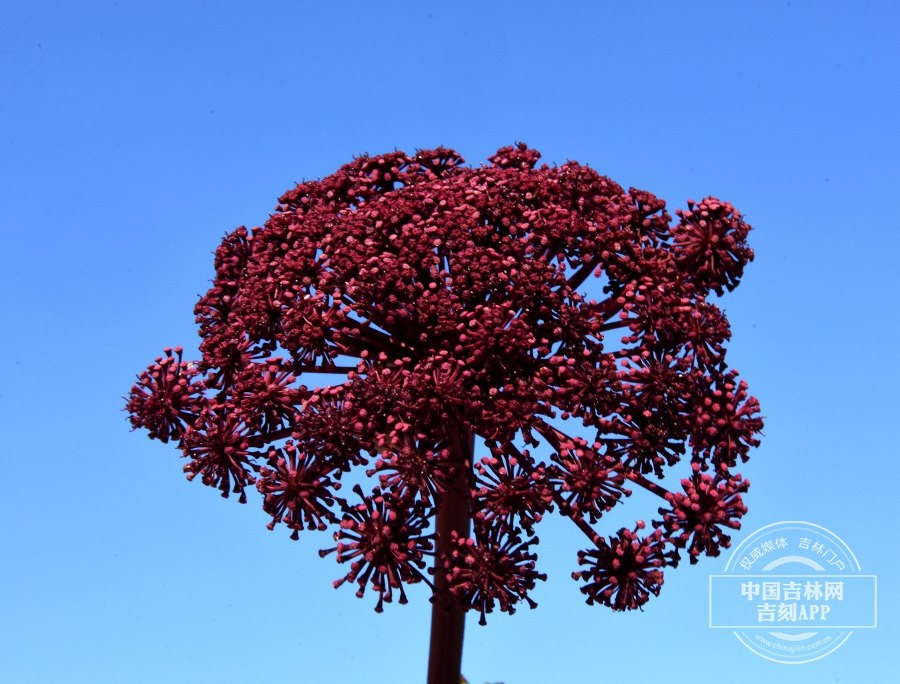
[427,430,473,684]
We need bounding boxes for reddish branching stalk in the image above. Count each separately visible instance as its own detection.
[125,143,763,683]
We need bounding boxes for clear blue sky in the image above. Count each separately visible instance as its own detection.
[1,2,897,683]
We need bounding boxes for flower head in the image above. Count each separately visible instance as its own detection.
[256,439,341,537]
[548,440,631,524]
[231,358,302,432]
[367,435,459,507]
[125,347,206,443]
[472,445,554,535]
[180,407,257,502]
[127,144,763,623]
[438,526,546,625]
[319,485,434,612]
[656,470,749,563]
[673,197,754,296]
[689,370,763,470]
[573,522,679,611]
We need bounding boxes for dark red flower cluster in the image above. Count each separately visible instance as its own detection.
[180,406,256,503]
[437,528,546,625]
[472,444,553,535]
[547,438,632,523]
[655,468,749,563]
[256,439,340,537]
[125,347,205,443]
[572,522,679,611]
[673,198,754,296]
[319,485,433,612]
[126,142,763,622]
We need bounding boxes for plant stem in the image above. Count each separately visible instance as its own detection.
[426,429,473,684]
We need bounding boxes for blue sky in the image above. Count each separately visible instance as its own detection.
[1,1,898,682]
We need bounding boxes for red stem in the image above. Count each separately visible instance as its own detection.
[426,429,473,684]
[625,470,672,500]
[566,257,601,291]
